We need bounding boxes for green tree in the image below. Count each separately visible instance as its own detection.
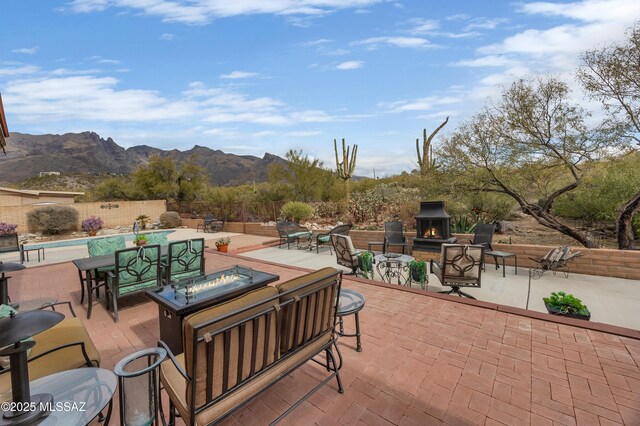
[269,149,336,202]
[133,155,178,200]
[440,77,616,248]
[92,176,135,201]
[578,24,640,248]
[132,155,206,202]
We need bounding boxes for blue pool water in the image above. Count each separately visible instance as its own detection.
[22,230,175,250]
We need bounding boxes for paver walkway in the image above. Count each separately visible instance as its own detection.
[6,251,640,425]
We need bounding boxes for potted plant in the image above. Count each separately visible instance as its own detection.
[215,236,231,252]
[409,259,428,290]
[81,216,103,236]
[358,251,374,279]
[543,291,591,320]
[136,215,150,230]
[134,234,149,246]
[0,223,18,235]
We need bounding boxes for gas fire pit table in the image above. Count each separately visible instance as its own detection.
[146,265,279,354]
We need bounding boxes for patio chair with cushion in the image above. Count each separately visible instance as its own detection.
[84,236,126,304]
[0,305,100,398]
[106,245,163,322]
[316,224,352,254]
[331,234,369,277]
[431,244,484,299]
[276,221,312,249]
[165,238,205,284]
[384,221,408,254]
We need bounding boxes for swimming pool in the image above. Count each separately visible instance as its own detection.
[21,230,175,250]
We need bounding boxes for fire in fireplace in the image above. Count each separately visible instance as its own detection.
[413,201,457,252]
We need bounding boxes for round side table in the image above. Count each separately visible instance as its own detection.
[336,288,366,352]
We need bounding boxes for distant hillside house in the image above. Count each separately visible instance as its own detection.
[0,187,84,206]
[39,171,61,177]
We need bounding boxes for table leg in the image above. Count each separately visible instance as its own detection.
[0,275,8,305]
[78,269,86,304]
[502,256,506,278]
[87,270,94,319]
[354,312,362,352]
[514,256,518,275]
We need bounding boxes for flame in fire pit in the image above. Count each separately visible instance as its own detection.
[188,272,241,295]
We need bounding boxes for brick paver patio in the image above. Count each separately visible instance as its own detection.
[7,250,640,425]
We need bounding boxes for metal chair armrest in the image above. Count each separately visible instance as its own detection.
[158,341,191,382]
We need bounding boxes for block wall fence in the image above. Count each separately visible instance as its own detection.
[0,200,166,231]
[183,221,640,281]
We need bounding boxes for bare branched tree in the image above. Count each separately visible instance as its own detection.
[578,24,640,249]
[440,77,617,248]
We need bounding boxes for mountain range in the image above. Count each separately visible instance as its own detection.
[0,132,286,185]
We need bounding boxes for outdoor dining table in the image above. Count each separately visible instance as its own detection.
[72,245,169,319]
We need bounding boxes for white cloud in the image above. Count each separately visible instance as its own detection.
[463,17,509,31]
[3,74,338,128]
[12,47,39,55]
[0,65,40,76]
[407,18,440,35]
[521,0,640,23]
[219,71,258,79]
[67,0,383,25]
[286,130,322,137]
[335,61,363,70]
[353,36,436,49]
[383,96,462,113]
[89,56,120,64]
[453,55,516,68]
[160,33,175,40]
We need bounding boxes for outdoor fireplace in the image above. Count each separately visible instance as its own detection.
[413,201,457,252]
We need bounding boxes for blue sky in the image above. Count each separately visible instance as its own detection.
[1,0,639,177]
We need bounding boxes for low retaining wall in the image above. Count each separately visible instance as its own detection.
[181,222,640,280]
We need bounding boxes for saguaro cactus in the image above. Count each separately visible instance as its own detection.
[416,116,448,175]
[334,138,358,200]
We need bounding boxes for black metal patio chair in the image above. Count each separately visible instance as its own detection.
[316,224,352,254]
[276,221,312,249]
[431,244,484,299]
[383,221,408,254]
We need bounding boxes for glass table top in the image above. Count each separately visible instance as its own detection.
[337,288,366,316]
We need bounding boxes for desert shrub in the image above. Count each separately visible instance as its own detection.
[312,201,345,219]
[348,188,385,223]
[280,201,313,222]
[0,223,18,234]
[27,205,78,235]
[159,211,181,228]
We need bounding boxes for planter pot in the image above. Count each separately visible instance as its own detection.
[544,302,591,321]
[217,244,229,252]
[87,230,97,237]
[135,241,147,247]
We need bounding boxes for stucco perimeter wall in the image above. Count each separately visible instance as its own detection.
[0,200,166,230]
